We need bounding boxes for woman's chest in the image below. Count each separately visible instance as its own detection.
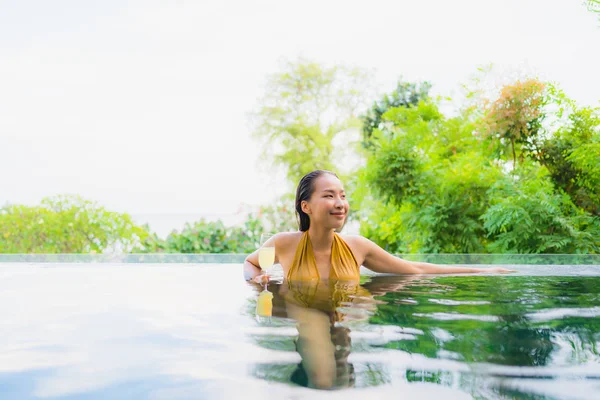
[278,251,331,276]
[278,235,366,277]
[312,250,332,278]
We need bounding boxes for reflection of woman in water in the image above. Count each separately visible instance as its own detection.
[248,276,422,389]
[284,279,366,389]
[248,278,372,389]
[243,169,513,389]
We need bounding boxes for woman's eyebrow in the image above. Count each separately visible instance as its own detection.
[322,189,345,193]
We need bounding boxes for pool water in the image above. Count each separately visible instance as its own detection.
[1,263,599,399]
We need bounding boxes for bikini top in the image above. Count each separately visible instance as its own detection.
[286,231,360,281]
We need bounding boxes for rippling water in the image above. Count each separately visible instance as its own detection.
[1,264,599,399]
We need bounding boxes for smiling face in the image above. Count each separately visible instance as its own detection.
[301,174,349,231]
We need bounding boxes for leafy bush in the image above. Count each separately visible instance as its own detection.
[135,202,297,254]
[356,80,600,254]
[136,214,261,254]
[539,106,600,216]
[482,164,600,253]
[0,195,148,253]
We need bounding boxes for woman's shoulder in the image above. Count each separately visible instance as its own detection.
[337,234,373,264]
[274,231,303,239]
[338,233,374,253]
[338,233,370,246]
[273,231,303,247]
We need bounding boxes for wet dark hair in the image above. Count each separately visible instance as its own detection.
[295,170,339,231]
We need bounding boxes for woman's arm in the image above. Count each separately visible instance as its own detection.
[243,234,279,282]
[243,254,263,281]
[361,238,514,274]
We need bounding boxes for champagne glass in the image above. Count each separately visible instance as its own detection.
[257,233,275,317]
[258,233,275,280]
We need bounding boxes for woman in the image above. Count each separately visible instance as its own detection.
[244,170,514,282]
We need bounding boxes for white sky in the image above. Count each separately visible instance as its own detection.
[1,0,599,229]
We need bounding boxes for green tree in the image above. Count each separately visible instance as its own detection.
[0,195,148,253]
[538,106,600,216]
[361,80,431,148]
[482,162,600,253]
[251,59,372,186]
[136,215,262,254]
[357,99,501,253]
[134,204,297,254]
[479,79,547,168]
[356,78,600,254]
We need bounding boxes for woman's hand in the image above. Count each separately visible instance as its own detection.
[253,274,270,284]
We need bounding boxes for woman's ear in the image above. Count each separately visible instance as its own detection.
[301,200,311,214]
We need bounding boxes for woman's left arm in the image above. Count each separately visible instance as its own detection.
[360,238,514,274]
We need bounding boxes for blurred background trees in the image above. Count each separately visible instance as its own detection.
[1,60,598,254]
[0,195,147,253]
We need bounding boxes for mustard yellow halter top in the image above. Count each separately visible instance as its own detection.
[286,231,360,281]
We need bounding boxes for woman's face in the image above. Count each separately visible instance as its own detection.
[302,174,349,230]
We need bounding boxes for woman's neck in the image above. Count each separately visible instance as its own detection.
[307,227,336,252]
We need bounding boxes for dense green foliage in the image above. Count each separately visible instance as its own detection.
[356,80,600,254]
[0,196,298,255]
[361,80,431,148]
[538,106,600,216]
[135,203,297,254]
[136,215,263,254]
[479,79,547,167]
[0,195,147,253]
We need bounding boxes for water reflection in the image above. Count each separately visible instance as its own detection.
[247,276,421,390]
[284,280,373,389]
[247,274,600,396]
[382,276,600,371]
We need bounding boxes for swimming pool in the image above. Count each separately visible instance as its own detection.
[1,255,599,399]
